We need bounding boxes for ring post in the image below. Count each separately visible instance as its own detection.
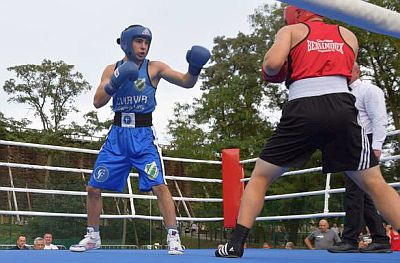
[222,149,244,228]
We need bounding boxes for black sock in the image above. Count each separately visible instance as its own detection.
[230,223,250,245]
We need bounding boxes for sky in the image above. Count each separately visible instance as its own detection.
[0,0,278,144]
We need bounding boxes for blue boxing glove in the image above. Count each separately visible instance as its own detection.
[104,61,139,96]
[186,45,211,76]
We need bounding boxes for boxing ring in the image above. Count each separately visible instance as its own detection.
[1,0,400,262]
[1,249,399,263]
[0,129,399,263]
[1,130,399,222]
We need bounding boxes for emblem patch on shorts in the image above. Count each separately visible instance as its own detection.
[134,78,146,92]
[93,166,109,182]
[145,161,159,180]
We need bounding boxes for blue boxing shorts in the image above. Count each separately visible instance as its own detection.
[88,125,166,192]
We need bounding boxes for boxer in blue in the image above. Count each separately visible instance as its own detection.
[70,25,211,255]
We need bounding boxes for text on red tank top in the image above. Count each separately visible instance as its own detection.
[289,21,355,82]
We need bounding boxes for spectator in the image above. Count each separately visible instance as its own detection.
[33,237,45,250]
[386,225,400,251]
[304,219,341,250]
[11,235,30,250]
[43,233,59,250]
[191,223,198,235]
[262,242,271,249]
[358,228,372,249]
[331,223,339,234]
[338,224,344,238]
[285,241,295,249]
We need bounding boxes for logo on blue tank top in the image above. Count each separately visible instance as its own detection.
[93,166,110,182]
[135,78,146,92]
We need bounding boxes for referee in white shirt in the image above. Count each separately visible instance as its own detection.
[329,63,391,253]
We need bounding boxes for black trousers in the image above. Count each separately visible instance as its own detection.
[342,135,389,245]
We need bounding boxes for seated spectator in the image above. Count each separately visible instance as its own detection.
[304,219,341,250]
[43,232,59,250]
[262,242,271,249]
[11,235,30,250]
[358,229,372,248]
[33,237,45,250]
[386,225,400,251]
[285,241,295,249]
[359,239,369,249]
[191,223,198,234]
[338,224,344,238]
[331,223,339,234]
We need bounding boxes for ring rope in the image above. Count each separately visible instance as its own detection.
[0,162,222,183]
[279,0,400,39]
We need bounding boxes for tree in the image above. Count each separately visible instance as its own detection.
[0,112,31,140]
[69,110,113,139]
[3,59,92,132]
[334,0,400,142]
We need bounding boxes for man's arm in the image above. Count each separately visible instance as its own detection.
[304,237,314,250]
[154,46,210,89]
[339,26,359,60]
[93,65,114,108]
[334,231,342,244]
[155,61,199,88]
[365,85,388,158]
[262,26,292,76]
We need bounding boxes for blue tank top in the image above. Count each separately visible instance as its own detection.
[112,59,157,113]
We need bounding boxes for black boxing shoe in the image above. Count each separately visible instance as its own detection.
[215,242,243,258]
[215,223,249,258]
[328,242,359,253]
[359,242,392,253]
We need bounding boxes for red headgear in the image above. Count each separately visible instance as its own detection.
[284,5,323,25]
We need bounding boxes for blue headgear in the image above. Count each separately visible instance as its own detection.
[117,25,152,60]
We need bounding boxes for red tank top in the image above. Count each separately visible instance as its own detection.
[390,229,400,251]
[288,21,355,84]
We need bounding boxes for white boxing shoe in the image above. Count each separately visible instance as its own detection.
[167,229,184,255]
[70,227,101,252]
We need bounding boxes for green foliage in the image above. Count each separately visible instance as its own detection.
[69,110,113,138]
[3,59,92,132]
[333,0,400,134]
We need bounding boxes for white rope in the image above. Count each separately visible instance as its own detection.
[256,212,345,221]
[387,130,400,136]
[264,182,400,201]
[241,166,323,182]
[0,162,222,183]
[162,157,221,165]
[279,0,400,39]
[0,187,222,202]
[0,210,223,221]
[0,140,221,165]
[0,140,99,154]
